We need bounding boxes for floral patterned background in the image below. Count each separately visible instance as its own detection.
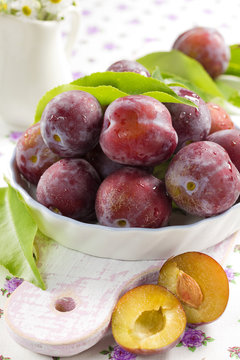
[0,0,240,359]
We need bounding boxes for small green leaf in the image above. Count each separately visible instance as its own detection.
[100,350,110,355]
[0,186,45,289]
[203,340,207,346]
[188,346,196,352]
[1,289,7,296]
[176,343,183,347]
[137,50,223,99]
[206,337,215,342]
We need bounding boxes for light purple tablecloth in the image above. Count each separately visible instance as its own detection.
[1,0,240,359]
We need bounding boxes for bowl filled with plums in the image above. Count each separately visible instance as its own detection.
[8,26,240,260]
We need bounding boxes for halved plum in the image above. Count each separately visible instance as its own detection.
[111,284,186,355]
[158,252,229,324]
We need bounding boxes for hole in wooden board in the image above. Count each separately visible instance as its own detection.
[55,297,76,312]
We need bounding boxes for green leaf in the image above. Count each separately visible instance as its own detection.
[152,67,164,81]
[159,71,214,102]
[206,337,215,342]
[153,158,171,180]
[202,340,207,346]
[176,343,183,347]
[34,72,197,124]
[141,91,196,107]
[215,75,240,108]
[137,50,224,99]
[225,45,240,77]
[188,346,196,352]
[34,83,129,124]
[217,74,240,92]
[71,71,175,95]
[100,350,110,355]
[0,186,45,289]
[1,288,7,296]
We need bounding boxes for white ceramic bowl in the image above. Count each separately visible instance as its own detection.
[7,148,240,261]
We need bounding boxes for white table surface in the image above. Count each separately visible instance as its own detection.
[1,0,240,359]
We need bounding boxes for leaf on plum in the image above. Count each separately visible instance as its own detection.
[142,91,197,107]
[71,71,174,95]
[34,83,128,123]
[137,50,223,99]
[0,185,45,289]
[155,71,213,103]
[35,73,197,123]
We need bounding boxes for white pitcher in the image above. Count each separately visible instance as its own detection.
[0,9,81,130]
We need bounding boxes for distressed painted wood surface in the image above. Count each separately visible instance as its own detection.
[4,233,235,357]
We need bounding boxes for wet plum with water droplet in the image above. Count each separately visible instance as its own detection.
[164,87,211,149]
[207,102,234,134]
[100,95,178,166]
[207,129,240,172]
[36,158,101,221]
[41,90,103,158]
[95,167,172,228]
[165,141,240,217]
[16,123,60,184]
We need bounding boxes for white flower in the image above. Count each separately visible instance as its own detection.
[40,0,73,17]
[10,0,40,18]
[1,0,79,19]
